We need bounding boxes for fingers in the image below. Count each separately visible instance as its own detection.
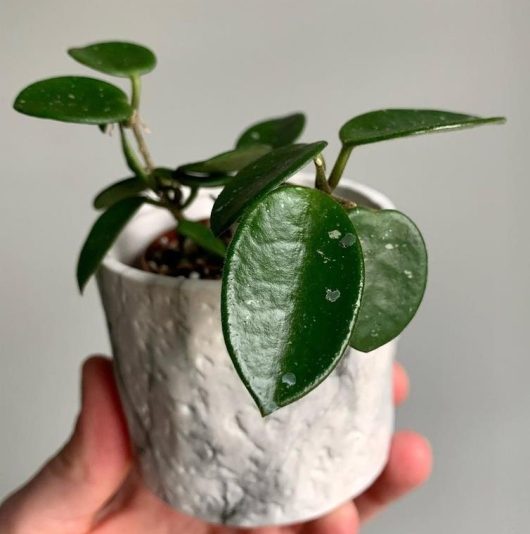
[393,361,409,406]
[354,431,432,522]
[0,356,132,533]
[303,502,360,534]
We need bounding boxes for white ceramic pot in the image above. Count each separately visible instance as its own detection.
[97,173,396,527]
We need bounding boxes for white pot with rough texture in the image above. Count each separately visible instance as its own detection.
[97,173,397,527]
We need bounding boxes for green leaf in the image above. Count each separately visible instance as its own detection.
[14,76,132,124]
[77,197,145,292]
[340,109,506,147]
[177,219,226,257]
[222,186,364,415]
[236,113,306,148]
[348,207,428,352]
[179,144,272,174]
[93,177,146,210]
[175,144,272,188]
[174,170,233,188]
[68,41,156,77]
[211,141,327,235]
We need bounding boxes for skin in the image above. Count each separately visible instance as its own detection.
[0,356,432,534]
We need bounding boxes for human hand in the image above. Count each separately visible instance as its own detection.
[0,356,431,533]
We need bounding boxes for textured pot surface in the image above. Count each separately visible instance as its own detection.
[97,174,397,527]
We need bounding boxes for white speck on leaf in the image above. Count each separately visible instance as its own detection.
[340,233,356,248]
[403,269,413,279]
[282,373,296,386]
[325,289,341,302]
[328,230,341,239]
[385,243,395,250]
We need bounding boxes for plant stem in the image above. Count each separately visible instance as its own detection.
[131,74,141,111]
[131,116,155,172]
[328,144,353,191]
[145,197,184,221]
[119,125,148,182]
[314,155,331,194]
[333,195,357,210]
[181,187,198,210]
[129,75,155,173]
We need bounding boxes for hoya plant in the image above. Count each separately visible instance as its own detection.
[14,41,505,415]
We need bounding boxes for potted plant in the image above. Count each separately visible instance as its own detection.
[13,41,505,527]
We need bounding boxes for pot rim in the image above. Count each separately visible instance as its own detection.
[100,177,395,289]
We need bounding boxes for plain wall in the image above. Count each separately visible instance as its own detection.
[1,1,528,532]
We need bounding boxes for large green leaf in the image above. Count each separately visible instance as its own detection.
[236,113,305,148]
[179,144,272,174]
[93,177,146,210]
[77,197,145,292]
[177,219,226,257]
[222,186,364,415]
[68,41,156,77]
[211,141,327,235]
[14,76,132,124]
[349,207,427,352]
[340,109,506,147]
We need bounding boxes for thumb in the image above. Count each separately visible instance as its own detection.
[0,356,132,533]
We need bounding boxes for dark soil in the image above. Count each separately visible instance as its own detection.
[136,220,231,280]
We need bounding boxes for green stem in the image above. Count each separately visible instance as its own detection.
[181,187,198,210]
[131,74,141,111]
[145,197,184,221]
[119,125,149,183]
[314,155,331,194]
[328,144,353,191]
[128,75,155,173]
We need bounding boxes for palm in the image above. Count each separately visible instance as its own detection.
[92,473,359,533]
[0,357,431,534]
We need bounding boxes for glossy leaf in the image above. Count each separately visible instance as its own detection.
[174,144,272,188]
[93,177,146,210]
[174,170,232,188]
[349,207,427,352]
[222,186,364,415]
[177,219,226,257]
[179,144,272,174]
[340,109,506,147]
[14,77,132,124]
[236,113,305,148]
[211,141,327,235]
[68,41,156,77]
[77,197,145,292]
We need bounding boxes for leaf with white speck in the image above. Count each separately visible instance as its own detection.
[14,76,132,124]
[222,186,363,415]
[348,207,428,352]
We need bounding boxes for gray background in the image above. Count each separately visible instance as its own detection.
[1,1,528,532]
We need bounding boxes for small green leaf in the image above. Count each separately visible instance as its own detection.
[177,220,226,257]
[174,144,272,188]
[14,76,132,124]
[93,177,146,210]
[222,186,364,415]
[236,113,306,148]
[349,207,428,352]
[179,144,272,174]
[174,170,233,188]
[77,197,145,292]
[68,41,156,77]
[211,141,327,235]
[340,109,506,147]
